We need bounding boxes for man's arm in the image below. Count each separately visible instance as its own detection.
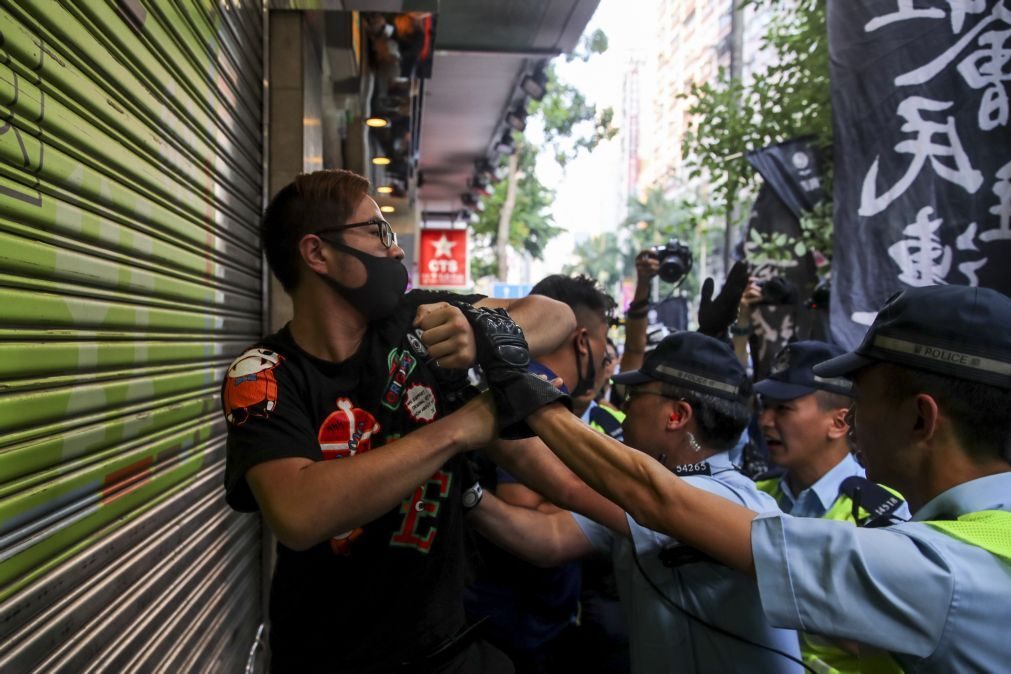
[485,435,630,536]
[620,251,659,374]
[467,490,597,567]
[246,393,497,551]
[412,295,575,369]
[477,295,576,358]
[527,404,758,573]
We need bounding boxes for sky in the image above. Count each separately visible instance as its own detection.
[524,0,661,283]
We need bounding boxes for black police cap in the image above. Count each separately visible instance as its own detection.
[755,341,853,401]
[814,285,1011,389]
[613,332,748,400]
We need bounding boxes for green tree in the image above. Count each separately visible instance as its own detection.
[681,0,833,269]
[470,30,618,282]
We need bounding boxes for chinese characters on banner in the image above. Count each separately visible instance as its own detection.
[828,0,1011,348]
[418,228,469,288]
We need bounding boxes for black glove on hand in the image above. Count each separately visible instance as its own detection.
[697,261,749,339]
[451,302,571,438]
[431,366,480,413]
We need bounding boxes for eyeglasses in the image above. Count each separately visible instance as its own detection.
[315,219,398,249]
[621,388,681,411]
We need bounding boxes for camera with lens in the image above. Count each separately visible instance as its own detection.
[805,279,830,310]
[650,239,694,285]
[755,275,798,306]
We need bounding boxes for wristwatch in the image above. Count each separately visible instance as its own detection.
[462,483,484,511]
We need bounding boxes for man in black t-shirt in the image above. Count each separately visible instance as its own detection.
[222,170,576,673]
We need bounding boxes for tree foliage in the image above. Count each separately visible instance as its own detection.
[469,145,563,280]
[681,0,833,268]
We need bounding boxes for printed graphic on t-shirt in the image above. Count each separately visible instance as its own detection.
[317,397,381,459]
[405,384,437,423]
[406,329,429,358]
[381,348,418,411]
[223,348,283,425]
[317,397,382,555]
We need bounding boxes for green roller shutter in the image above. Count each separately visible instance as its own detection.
[0,1,264,670]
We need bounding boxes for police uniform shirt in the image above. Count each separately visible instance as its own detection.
[776,452,865,518]
[574,451,803,674]
[752,472,1011,672]
[768,453,910,522]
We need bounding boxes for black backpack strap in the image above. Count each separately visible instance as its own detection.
[838,476,907,528]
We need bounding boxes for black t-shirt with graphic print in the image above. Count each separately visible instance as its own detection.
[223,289,483,672]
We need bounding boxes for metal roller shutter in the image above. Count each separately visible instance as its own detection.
[0,1,264,670]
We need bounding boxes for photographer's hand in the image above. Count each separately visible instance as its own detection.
[634,250,660,288]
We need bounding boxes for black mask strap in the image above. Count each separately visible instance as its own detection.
[572,333,597,398]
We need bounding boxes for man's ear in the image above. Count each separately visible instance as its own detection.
[666,400,693,431]
[298,234,330,275]
[827,407,850,441]
[912,393,940,444]
[573,327,590,356]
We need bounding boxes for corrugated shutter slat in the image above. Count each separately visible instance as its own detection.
[0,1,263,670]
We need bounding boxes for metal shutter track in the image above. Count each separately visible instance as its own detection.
[0,1,263,670]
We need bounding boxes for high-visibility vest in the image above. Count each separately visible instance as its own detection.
[587,404,625,440]
[858,509,1011,674]
[755,475,906,674]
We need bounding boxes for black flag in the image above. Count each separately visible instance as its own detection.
[828,0,1011,348]
[746,137,827,221]
[743,184,821,378]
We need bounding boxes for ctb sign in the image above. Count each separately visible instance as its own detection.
[418,228,468,289]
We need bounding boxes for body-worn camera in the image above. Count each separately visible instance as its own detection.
[650,239,694,285]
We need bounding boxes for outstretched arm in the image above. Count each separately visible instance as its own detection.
[477,295,576,358]
[413,295,575,369]
[486,434,630,535]
[467,490,598,567]
[527,403,758,573]
[620,251,659,374]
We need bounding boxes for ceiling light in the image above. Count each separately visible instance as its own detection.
[521,70,548,101]
[475,159,501,182]
[380,205,395,213]
[365,116,389,128]
[505,107,528,132]
[494,131,515,156]
[461,193,484,212]
[377,186,394,194]
[469,174,493,196]
[372,156,392,166]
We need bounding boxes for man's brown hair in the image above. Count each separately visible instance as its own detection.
[261,170,371,292]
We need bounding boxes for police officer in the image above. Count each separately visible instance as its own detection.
[514,285,1011,673]
[754,340,909,673]
[468,332,802,673]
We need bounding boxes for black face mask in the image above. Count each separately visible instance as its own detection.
[572,334,598,398]
[318,242,408,321]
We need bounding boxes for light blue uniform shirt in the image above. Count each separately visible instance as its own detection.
[777,452,866,518]
[752,472,1011,673]
[776,453,910,521]
[574,451,803,674]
